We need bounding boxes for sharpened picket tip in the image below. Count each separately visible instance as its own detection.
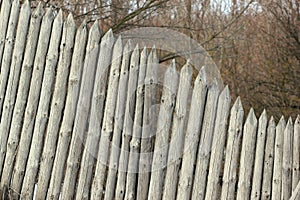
[246,108,257,125]
[123,39,132,54]
[56,9,63,21]
[278,116,286,127]
[21,0,30,11]
[286,117,293,127]
[259,109,267,121]
[219,85,230,100]
[269,116,275,127]
[194,66,208,86]
[103,28,114,42]
[232,96,243,111]
[33,2,44,17]
[66,13,75,26]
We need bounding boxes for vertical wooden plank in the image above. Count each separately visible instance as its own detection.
[0,0,29,176]
[0,0,12,68]
[115,47,148,200]
[10,8,54,199]
[281,117,293,200]
[0,2,43,191]
[236,108,258,200]
[36,13,76,199]
[148,60,179,200]
[251,110,268,199]
[61,21,100,200]
[137,48,159,200]
[204,86,231,200]
[0,0,19,117]
[162,61,193,200]
[103,41,132,200]
[292,115,300,191]
[176,66,208,200]
[290,176,300,200]
[78,31,117,200]
[271,116,286,200]
[191,80,219,200]
[122,45,141,200]
[21,10,63,199]
[220,97,244,200]
[47,21,88,199]
[261,117,276,200]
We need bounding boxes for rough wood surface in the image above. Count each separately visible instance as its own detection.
[10,9,54,198]
[21,10,63,199]
[103,41,132,200]
[115,47,147,200]
[137,48,159,200]
[261,117,276,200]
[176,66,208,200]
[80,31,118,200]
[0,3,42,190]
[47,20,87,200]
[281,118,293,200]
[123,46,141,200]
[236,108,257,200]
[36,13,76,200]
[77,29,116,200]
[220,97,244,200]
[115,47,148,200]
[162,62,193,200]
[271,116,286,200]
[0,0,12,68]
[204,86,231,200]
[191,80,219,200]
[0,0,29,177]
[292,115,300,191]
[0,0,19,117]
[148,60,179,200]
[251,110,268,200]
[61,21,101,200]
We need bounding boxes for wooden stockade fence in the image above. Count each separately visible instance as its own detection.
[0,0,299,199]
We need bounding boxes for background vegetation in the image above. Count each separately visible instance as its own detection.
[28,0,299,120]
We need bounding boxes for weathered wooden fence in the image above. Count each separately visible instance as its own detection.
[0,1,299,199]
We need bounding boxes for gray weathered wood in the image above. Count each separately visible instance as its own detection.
[251,109,268,200]
[137,48,159,200]
[147,60,179,200]
[61,21,101,200]
[0,0,19,117]
[271,116,286,200]
[292,115,300,191]
[10,8,54,198]
[261,117,276,200]
[290,180,300,200]
[36,13,76,200]
[123,45,141,200]
[176,66,208,200]
[281,117,293,200]
[115,47,148,200]
[0,0,12,69]
[220,97,244,200]
[80,31,118,200]
[0,0,29,177]
[236,108,258,200]
[104,41,132,200]
[47,20,87,200]
[162,61,193,200]
[204,86,231,200]
[191,80,220,200]
[0,2,42,190]
[21,10,63,199]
